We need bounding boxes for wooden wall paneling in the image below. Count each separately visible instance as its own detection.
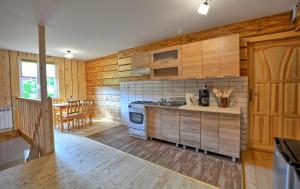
[71,60,79,99]
[9,51,20,100]
[64,59,73,98]
[78,61,87,99]
[55,57,66,98]
[0,50,11,107]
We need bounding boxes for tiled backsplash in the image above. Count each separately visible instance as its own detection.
[120,76,248,150]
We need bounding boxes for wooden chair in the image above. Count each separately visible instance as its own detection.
[52,98,66,129]
[78,100,89,127]
[86,100,93,126]
[61,100,80,132]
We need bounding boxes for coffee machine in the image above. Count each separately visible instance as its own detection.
[199,85,210,106]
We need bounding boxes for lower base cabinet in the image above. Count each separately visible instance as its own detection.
[146,106,241,159]
[219,114,240,158]
[201,112,219,153]
[161,109,180,144]
[180,111,201,149]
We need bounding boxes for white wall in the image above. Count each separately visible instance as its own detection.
[120,77,248,150]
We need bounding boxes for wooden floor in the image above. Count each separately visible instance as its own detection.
[242,150,273,189]
[88,126,242,189]
[0,130,217,189]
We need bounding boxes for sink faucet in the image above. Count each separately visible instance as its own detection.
[160,98,167,105]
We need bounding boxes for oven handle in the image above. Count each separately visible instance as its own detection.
[129,108,144,113]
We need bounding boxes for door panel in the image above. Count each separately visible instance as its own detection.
[250,39,300,152]
[282,117,300,140]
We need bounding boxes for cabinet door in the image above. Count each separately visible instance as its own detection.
[182,41,202,79]
[132,53,150,69]
[162,109,180,143]
[147,107,162,139]
[201,112,219,153]
[219,114,240,158]
[180,111,201,148]
[219,34,240,77]
[202,38,220,78]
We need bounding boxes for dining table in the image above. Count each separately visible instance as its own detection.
[52,103,68,132]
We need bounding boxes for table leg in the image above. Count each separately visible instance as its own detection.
[60,108,64,132]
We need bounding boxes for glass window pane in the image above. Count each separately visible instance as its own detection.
[20,77,38,99]
[47,77,58,98]
[46,64,56,77]
[21,61,37,77]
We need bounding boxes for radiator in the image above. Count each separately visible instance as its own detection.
[0,107,13,131]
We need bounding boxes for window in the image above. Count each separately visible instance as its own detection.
[20,61,58,99]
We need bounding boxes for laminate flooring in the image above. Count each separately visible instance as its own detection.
[0,131,217,189]
[88,125,242,189]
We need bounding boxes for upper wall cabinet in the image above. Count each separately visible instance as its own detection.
[202,34,240,79]
[132,53,150,69]
[150,46,182,80]
[202,38,220,78]
[150,46,181,68]
[219,34,240,77]
[182,41,203,79]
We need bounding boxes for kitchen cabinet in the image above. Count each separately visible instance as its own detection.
[201,34,240,79]
[202,38,220,78]
[132,53,150,69]
[150,46,181,67]
[201,112,219,153]
[219,114,240,158]
[145,105,241,160]
[146,107,162,139]
[150,46,182,80]
[180,111,201,149]
[182,41,203,79]
[161,108,180,144]
[219,34,240,77]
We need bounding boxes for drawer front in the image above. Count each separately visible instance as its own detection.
[219,114,240,157]
[201,113,219,153]
[162,109,179,143]
[180,111,201,132]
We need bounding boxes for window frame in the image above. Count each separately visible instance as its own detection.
[19,59,59,99]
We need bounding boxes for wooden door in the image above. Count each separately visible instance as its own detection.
[182,41,203,79]
[202,38,220,78]
[249,39,300,152]
[201,112,219,153]
[180,111,201,148]
[146,107,162,139]
[219,34,240,77]
[161,109,180,144]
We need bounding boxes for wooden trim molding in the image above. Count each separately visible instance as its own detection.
[0,130,20,142]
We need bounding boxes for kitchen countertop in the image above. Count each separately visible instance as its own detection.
[146,104,241,115]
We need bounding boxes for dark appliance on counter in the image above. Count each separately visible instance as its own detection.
[273,137,300,189]
[199,84,210,106]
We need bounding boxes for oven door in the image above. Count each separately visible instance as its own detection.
[129,110,145,130]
